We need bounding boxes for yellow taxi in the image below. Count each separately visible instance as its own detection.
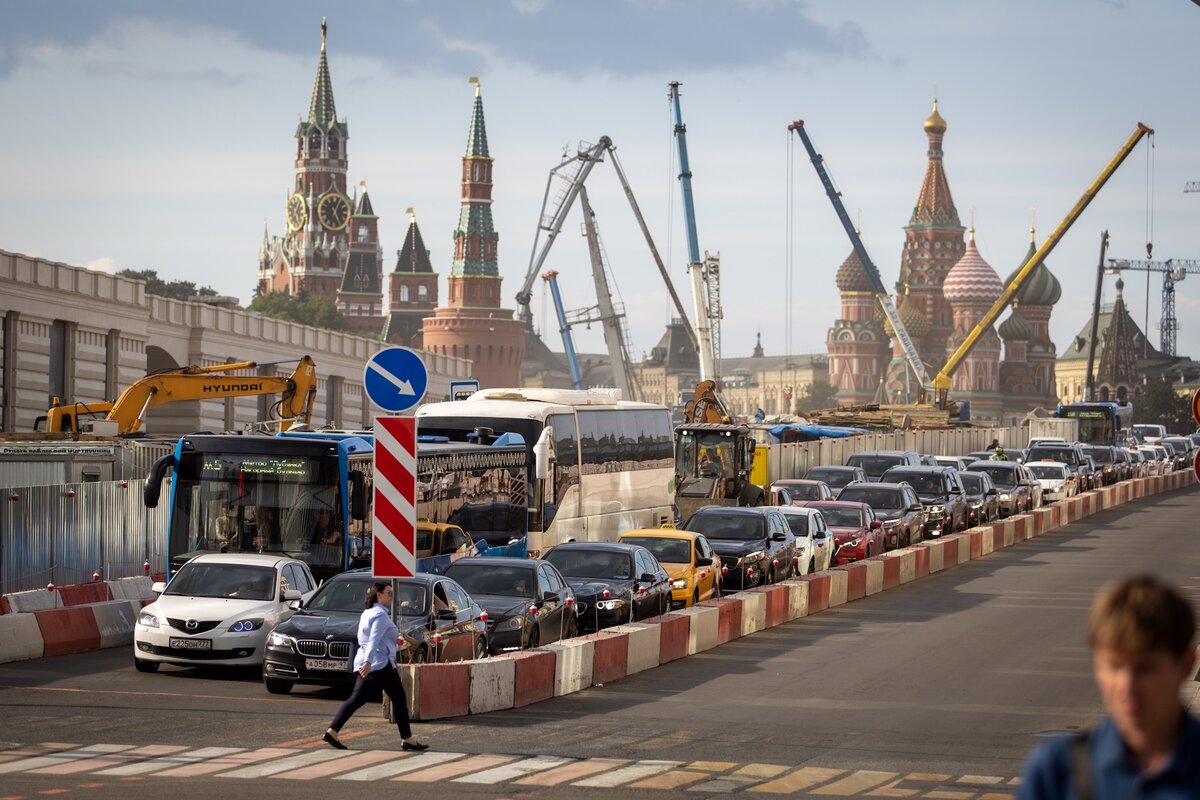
[415,521,475,559]
[617,527,722,610]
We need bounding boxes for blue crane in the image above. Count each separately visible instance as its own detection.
[541,270,585,390]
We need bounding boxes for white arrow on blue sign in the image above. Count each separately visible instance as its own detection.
[363,346,429,413]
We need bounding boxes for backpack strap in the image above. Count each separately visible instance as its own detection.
[1070,729,1093,800]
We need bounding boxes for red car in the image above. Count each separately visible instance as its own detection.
[806,500,884,565]
[769,479,833,506]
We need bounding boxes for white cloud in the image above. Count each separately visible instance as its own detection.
[85,257,120,274]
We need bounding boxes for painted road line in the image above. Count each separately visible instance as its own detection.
[96,747,245,776]
[154,747,298,777]
[453,755,574,784]
[334,752,462,781]
[958,774,1006,785]
[688,762,792,793]
[923,791,975,799]
[217,748,353,778]
[27,744,186,775]
[513,757,629,786]
[630,769,713,790]
[275,750,401,780]
[812,770,899,795]
[865,772,957,797]
[394,754,516,782]
[0,744,134,774]
[749,766,848,794]
[572,759,681,787]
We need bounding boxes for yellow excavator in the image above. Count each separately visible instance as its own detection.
[37,355,318,436]
[674,380,764,520]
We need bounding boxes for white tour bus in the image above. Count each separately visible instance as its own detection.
[416,388,675,556]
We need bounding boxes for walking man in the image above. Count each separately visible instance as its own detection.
[1019,574,1199,798]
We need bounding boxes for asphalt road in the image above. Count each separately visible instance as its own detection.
[1,483,1197,799]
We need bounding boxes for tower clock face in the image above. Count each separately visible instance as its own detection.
[286,193,308,231]
[317,192,351,232]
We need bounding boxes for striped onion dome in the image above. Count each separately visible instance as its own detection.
[943,233,1003,304]
[835,248,876,293]
[999,306,1033,341]
[1003,231,1062,307]
[881,293,930,339]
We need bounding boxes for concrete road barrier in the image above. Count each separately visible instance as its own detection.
[748,585,788,628]
[35,606,100,657]
[606,622,660,674]
[58,582,110,607]
[700,597,744,644]
[468,656,515,715]
[410,662,470,721]
[863,559,884,595]
[941,536,960,567]
[920,540,945,574]
[675,605,719,655]
[732,592,764,636]
[827,570,848,607]
[510,649,556,708]
[878,554,900,591]
[6,588,59,614]
[546,638,594,696]
[839,563,867,601]
[641,613,689,664]
[782,579,809,620]
[798,573,832,613]
[895,550,918,584]
[109,577,155,601]
[0,614,43,663]
[586,631,629,686]
[912,546,930,579]
[91,600,138,649]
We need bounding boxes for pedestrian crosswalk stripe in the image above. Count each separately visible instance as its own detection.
[333,751,462,781]
[97,747,245,776]
[572,759,680,787]
[277,749,398,780]
[513,757,628,786]
[453,755,573,784]
[749,766,848,793]
[28,744,185,775]
[395,753,514,782]
[0,744,132,774]
[154,747,297,777]
[218,748,352,778]
[812,770,899,795]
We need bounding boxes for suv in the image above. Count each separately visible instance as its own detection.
[1080,445,1120,486]
[803,465,868,491]
[957,469,1000,525]
[878,465,968,536]
[1025,443,1089,490]
[965,461,1035,516]
[835,481,925,549]
[845,451,923,482]
[683,507,797,589]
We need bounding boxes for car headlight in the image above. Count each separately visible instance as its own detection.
[596,599,626,610]
[138,612,159,628]
[740,551,765,564]
[267,631,295,649]
[229,618,264,632]
[671,579,687,590]
[497,616,524,631]
[1000,493,1012,501]
[926,504,945,516]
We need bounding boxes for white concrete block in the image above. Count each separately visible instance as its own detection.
[467,656,515,714]
[607,622,660,674]
[675,604,718,654]
[827,570,848,607]
[0,613,44,663]
[544,638,594,696]
[733,591,766,636]
[91,600,138,649]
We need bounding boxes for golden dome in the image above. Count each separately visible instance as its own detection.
[924,98,947,134]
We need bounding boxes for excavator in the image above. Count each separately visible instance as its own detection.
[36,355,318,436]
[674,380,764,522]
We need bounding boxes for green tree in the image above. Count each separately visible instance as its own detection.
[249,291,352,332]
[798,380,838,413]
[118,269,218,301]
[1133,377,1194,432]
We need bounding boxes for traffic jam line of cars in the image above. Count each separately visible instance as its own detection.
[131,437,1199,698]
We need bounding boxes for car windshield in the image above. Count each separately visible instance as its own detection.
[958,473,984,492]
[781,484,822,500]
[884,473,944,495]
[818,507,865,527]
[780,513,811,536]
[684,513,766,541]
[166,562,276,601]
[1027,465,1066,480]
[1027,447,1079,466]
[970,466,1017,487]
[620,537,690,564]
[444,564,536,599]
[837,487,904,511]
[305,578,428,615]
[1082,448,1114,463]
[846,455,904,479]
[545,549,633,580]
[805,469,854,489]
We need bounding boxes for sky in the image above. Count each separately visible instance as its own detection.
[1,0,1198,369]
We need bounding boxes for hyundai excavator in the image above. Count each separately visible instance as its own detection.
[36,355,318,436]
[674,380,764,522]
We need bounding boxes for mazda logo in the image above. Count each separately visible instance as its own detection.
[185,619,198,630]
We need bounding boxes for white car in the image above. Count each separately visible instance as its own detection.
[1024,460,1076,503]
[1134,445,1168,476]
[134,553,318,672]
[778,506,834,575]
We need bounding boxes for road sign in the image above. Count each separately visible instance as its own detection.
[372,416,417,578]
[363,347,428,413]
[1192,387,1200,427]
[450,379,480,401]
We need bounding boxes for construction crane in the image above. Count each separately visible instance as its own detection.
[669,81,721,382]
[1105,257,1200,356]
[788,119,932,403]
[541,271,585,390]
[934,122,1154,408]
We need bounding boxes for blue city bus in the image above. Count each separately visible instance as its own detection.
[1054,401,1133,446]
[144,433,528,581]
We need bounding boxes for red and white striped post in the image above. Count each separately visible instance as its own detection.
[372,416,417,579]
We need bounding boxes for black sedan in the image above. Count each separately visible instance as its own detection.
[443,557,577,654]
[262,571,488,694]
[544,542,671,631]
[683,506,797,589]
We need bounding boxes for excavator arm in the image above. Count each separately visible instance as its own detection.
[682,380,732,424]
[107,355,317,435]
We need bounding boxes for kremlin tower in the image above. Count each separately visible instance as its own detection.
[422,79,525,388]
[942,227,1004,418]
[383,210,439,348]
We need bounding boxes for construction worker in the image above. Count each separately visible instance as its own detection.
[698,447,723,478]
[989,445,1010,461]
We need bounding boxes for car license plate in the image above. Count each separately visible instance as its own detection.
[305,658,348,672]
[169,637,212,651]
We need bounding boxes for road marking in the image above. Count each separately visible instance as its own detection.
[275,749,399,779]
[334,752,462,781]
[394,754,515,782]
[217,749,353,778]
[96,747,244,776]
[513,757,628,786]
[923,792,974,799]
[153,747,297,777]
[630,769,712,790]
[274,729,376,749]
[572,760,680,787]
[812,770,899,796]
[453,755,573,784]
[689,760,738,771]
[0,745,134,774]
[750,767,848,794]
[27,744,185,775]
[958,775,1005,785]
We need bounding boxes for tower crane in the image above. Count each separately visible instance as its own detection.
[788,119,933,402]
[669,81,721,382]
[1105,257,1200,356]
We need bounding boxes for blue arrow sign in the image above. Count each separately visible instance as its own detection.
[363,347,429,413]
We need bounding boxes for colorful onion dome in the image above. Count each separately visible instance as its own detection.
[924,99,947,134]
[1004,230,1062,307]
[835,248,876,293]
[999,306,1033,341]
[943,232,1003,304]
[881,293,930,339]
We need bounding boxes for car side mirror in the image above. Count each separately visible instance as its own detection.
[436,608,457,621]
[950,487,962,494]
[986,488,998,496]
[639,572,657,583]
[814,530,828,539]
[697,556,713,566]
[541,590,558,602]
[771,532,788,542]
[151,581,166,594]
[282,589,302,602]
[869,520,882,530]
[908,503,922,512]
[288,599,301,610]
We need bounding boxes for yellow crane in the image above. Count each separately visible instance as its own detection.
[934,122,1154,409]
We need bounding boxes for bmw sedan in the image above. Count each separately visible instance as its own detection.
[134,553,317,671]
[544,542,671,631]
